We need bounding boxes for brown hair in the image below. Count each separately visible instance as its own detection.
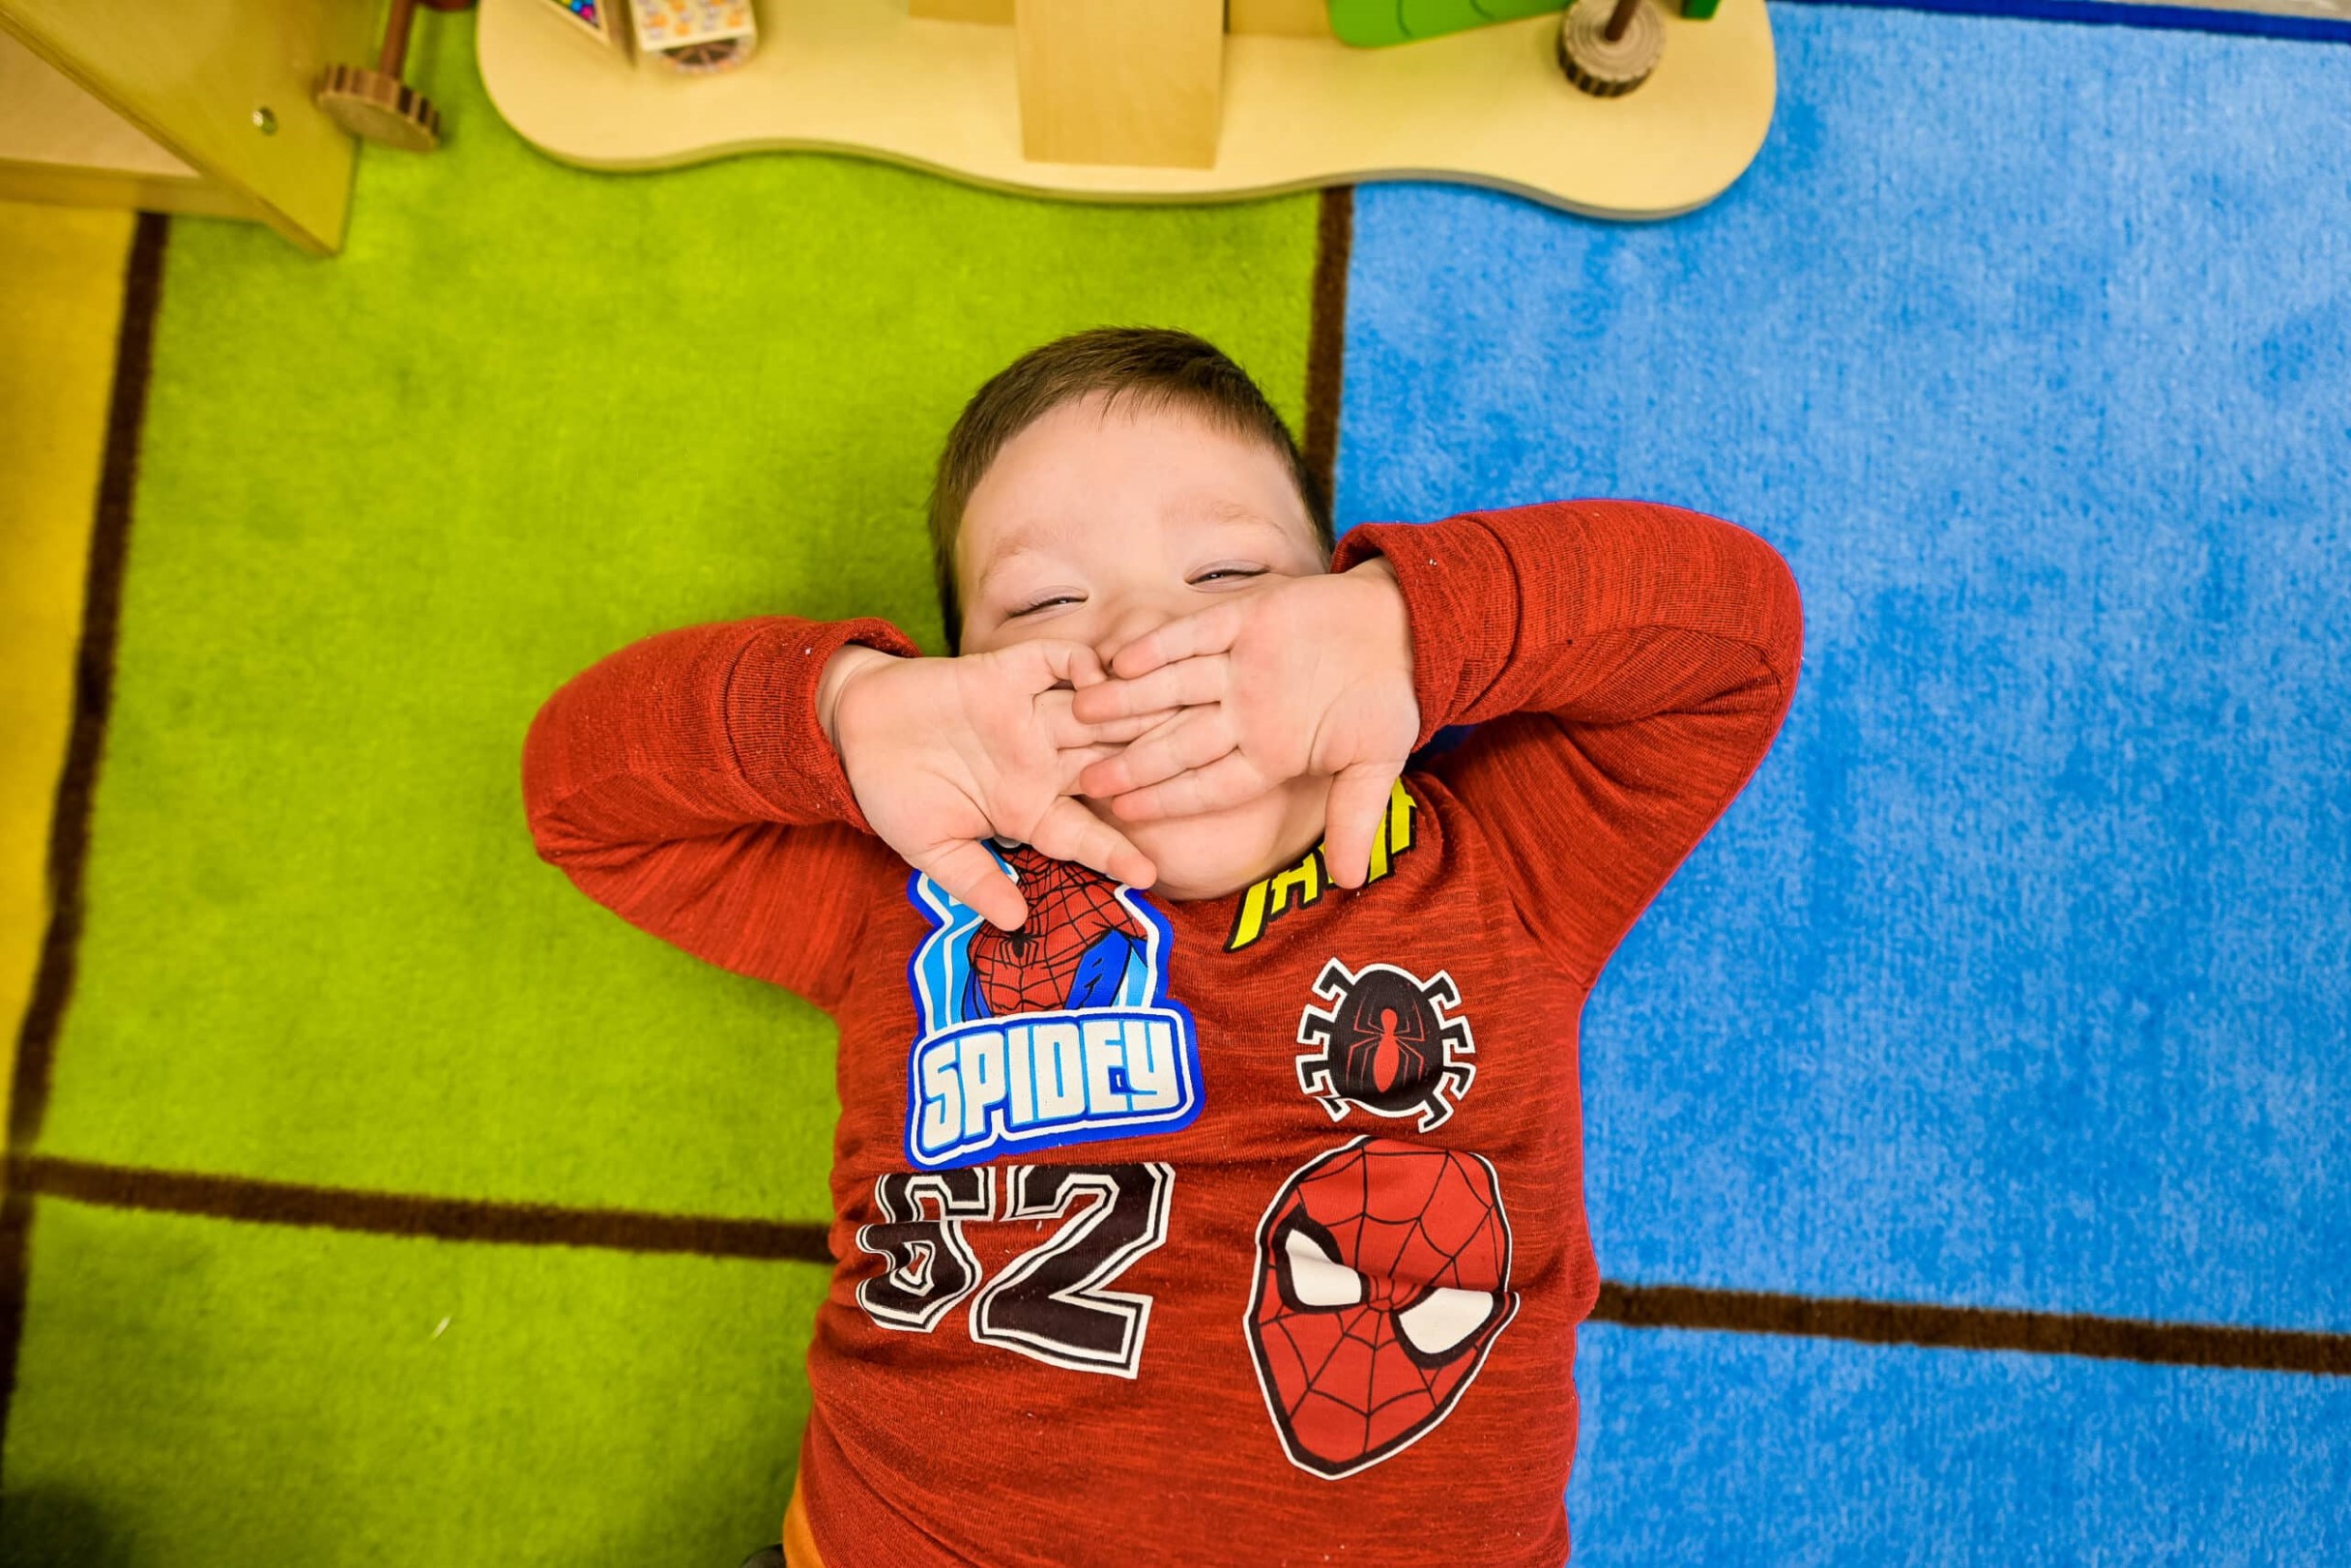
[927,326,1334,650]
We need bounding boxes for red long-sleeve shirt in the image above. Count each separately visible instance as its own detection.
[522,500,1803,1566]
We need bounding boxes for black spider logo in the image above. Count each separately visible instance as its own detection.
[1294,959,1474,1131]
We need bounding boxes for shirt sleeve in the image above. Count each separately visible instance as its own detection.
[520,614,922,1012]
[1333,500,1803,990]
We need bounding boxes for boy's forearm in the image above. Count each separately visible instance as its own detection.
[522,615,917,864]
[1335,500,1802,743]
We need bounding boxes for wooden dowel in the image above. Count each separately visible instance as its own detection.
[378,0,418,76]
[1603,0,1641,43]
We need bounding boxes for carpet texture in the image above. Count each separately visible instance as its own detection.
[8,1199,822,1565]
[1336,6,2351,1559]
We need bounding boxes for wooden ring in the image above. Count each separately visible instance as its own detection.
[1558,0,1667,99]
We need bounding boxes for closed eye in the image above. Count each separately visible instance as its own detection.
[1189,566,1267,588]
[1006,594,1084,619]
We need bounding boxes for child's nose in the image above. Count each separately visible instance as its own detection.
[1093,602,1171,671]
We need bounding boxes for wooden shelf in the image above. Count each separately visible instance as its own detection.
[0,27,249,220]
[0,0,373,252]
[477,0,1776,221]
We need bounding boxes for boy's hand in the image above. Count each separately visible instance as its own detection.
[1069,560,1420,888]
[821,642,1165,930]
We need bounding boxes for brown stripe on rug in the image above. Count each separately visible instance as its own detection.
[8,211,166,1154]
[2,211,170,1466]
[11,1153,834,1263]
[1303,185,1353,509]
[14,1151,2347,1379]
[1593,1279,2351,1378]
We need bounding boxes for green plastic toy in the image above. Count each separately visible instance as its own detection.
[1324,0,1713,46]
[1324,0,1562,48]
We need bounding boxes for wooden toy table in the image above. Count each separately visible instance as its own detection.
[477,0,1777,220]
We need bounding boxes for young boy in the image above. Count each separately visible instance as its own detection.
[522,328,1802,1566]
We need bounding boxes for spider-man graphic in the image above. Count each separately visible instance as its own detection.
[1247,1136,1517,1478]
[902,842,1200,1170]
[1296,960,1475,1130]
[961,843,1146,1017]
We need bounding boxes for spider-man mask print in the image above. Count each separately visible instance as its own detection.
[1247,1136,1518,1478]
[963,844,1145,1017]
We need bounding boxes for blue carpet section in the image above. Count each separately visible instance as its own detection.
[1566,1324,2351,1564]
[1339,6,2350,1551]
[1784,0,2351,46]
[1343,5,2351,1329]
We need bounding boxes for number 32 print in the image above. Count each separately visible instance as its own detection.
[854,1162,1174,1379]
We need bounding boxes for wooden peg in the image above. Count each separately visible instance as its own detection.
[317,0,444,153]
[1558,0,1666,98]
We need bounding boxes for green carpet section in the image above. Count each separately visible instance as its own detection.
[31,10,1319,1220]
[1,1201,827,1567]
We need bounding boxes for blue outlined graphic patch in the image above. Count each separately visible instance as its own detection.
[903,844,1203,1170]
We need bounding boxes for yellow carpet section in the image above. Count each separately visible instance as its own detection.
[0,198,131,1142]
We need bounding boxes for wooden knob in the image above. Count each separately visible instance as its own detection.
[315,64,443,152]
[1558,0,1667,99]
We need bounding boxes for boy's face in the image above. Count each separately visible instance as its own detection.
[957,392,1331,900]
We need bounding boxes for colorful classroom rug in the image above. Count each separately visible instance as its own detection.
[4,3,2348,1565]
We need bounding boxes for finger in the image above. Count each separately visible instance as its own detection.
[1010,638,1108,693]
[1069,655,1230,723]
[914,838,1030,931]
[1039,690,1179,749]
[1078,708,1237,797]
[1107,600,1246,679]
[1086,708,1184,745]
[1054,742,1135,795]
[1102,751,1272,822]
[1023,797,1158,888]
[1321,765,1399,889]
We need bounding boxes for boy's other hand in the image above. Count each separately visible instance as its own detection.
[1068,560,1419,888]
[821,642,1167,930]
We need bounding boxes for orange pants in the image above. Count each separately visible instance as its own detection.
[784,1474,825,1568]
